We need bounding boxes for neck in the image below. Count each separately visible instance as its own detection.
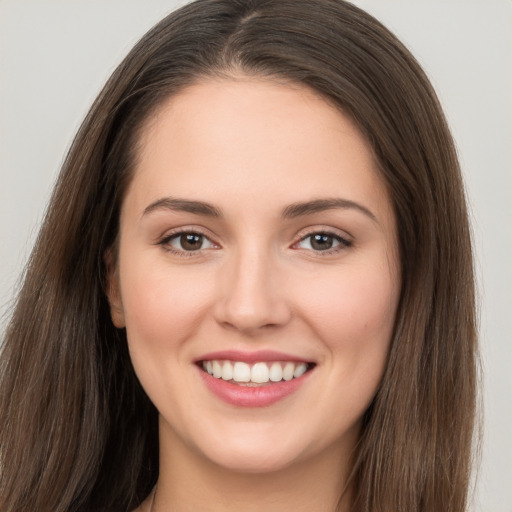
[152,422,355,512]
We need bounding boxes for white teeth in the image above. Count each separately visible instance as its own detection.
[293,363,307,378]
[251,362,270,383]
[269,362,283,382]
[212,360,222,378]
[232,362,251,382]
[201,360,311,384]
[283,362,295,381]
[221,361,233,381]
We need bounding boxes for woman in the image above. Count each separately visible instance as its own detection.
[0,1,478,511]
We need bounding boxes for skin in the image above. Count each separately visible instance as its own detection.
[106,77,400,512]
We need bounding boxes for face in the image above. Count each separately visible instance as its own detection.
[107,78,400,474]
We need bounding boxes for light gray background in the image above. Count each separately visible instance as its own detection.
[0,1,510,510]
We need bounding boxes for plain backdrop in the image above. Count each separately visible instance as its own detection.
[0,1,511,511]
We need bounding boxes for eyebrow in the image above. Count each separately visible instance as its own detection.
[142,196,377,223]
[142,197,222,218]
[282,198,377,222]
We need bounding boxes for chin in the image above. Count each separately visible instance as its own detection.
[204,444,304,474]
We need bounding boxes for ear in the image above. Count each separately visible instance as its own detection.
[104,248,126,328]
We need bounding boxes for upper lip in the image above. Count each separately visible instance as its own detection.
[195,350,312,364]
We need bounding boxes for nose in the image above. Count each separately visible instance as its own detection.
[213,246,292,334]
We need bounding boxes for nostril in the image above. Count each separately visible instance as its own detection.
[214,304,292,334]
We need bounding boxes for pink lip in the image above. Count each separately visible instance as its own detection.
[195,350,310,364]
[196,364,313,408]
[195,350,315,407]
[198,368,311,407]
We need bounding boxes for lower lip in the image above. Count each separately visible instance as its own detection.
[198,367,312,407]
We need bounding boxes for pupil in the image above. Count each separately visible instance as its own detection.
[311,234,333,251]
[181,233,202,250]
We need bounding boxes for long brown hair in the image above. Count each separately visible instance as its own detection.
[0,1,478,511]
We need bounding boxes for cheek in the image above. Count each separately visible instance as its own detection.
[118,258,218,413]
[119,258,215,350]
[297,260,398,358]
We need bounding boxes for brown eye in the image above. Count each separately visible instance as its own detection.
[166,232,214,252]
[296,232,351,252]
[180,233,203,251]
[310,234,334,250]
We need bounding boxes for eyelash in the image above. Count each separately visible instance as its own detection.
[158,229,352,257]
[159,229,216,257]
[293,230,352,255]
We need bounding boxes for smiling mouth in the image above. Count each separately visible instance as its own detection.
[199,360,315,386]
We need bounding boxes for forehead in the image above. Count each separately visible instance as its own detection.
[127,77,391,220]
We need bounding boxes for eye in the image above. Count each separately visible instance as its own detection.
[164,232,216,252]
[296,232,351,252]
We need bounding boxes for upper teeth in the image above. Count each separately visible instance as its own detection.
[202,360,308,384]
